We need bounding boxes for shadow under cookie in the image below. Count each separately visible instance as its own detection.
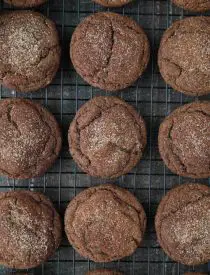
[3,0,47,7]
[86,270,123,275]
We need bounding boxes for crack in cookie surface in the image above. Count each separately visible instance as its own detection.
[155,183,210,265]
[65,184,146,262]
[158,17,210,96]
[0,190,62,269]
[0,10,60,92]
[0,99,62,179]
[69,96,147,178]
[70,12,150,91]
[158,101,210,178]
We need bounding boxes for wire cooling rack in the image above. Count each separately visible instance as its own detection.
[0,0,209,274]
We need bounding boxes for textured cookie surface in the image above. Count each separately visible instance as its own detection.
[65,184,146,262]
[0,190,62,269]
[0,11,60,92]
[4,0,47,7]
[0,98,62,179]
[155,183,210,266]
[87,270,122,275]
[69,96,147,178]
[70,12,150,91]
[158,101,210,178]
[92,0,132,7]
[158,17,210,96]
[172,0,210,11]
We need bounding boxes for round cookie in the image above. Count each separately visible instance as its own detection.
[158,17,210,96]
[65,184,147,262]
[172,0,210,12]
[92,0,132,7]
[69,96,147,178]
[70,12,150,92]
[155,183,210,266]
[4,0,47,7]
[87,270,122,275]
[158,101,210,179]
[0,11,60,93]
[0,98,62,179]
[0,190,62,269]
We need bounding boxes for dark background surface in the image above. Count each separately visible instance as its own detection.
[0,0,209,274]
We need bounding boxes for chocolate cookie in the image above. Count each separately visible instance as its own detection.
[87,270,122,275]
[92,0,132,7]
[158,17,210,96]
[65,184,146,262]
[158,101,210,178]
[70,12,150,92]
[69,96,147,178]
[155,183,210,266]
[4,0,47,7]
[172,0,210,12]
[0,190,62,269]
[0,98,62,179]
[0,11,60,93]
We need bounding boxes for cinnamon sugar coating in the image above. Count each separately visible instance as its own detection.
[158,17,210,96]
[158,101,210,178]
[0,11,60,92]
[70,12,150,92]
[65,184,146,262]
[172,0,210,12]
[0,98,62,179]
[68,96,147,179]
[155,183,210,266]
[92,0,132,7]
[0,190,62,269]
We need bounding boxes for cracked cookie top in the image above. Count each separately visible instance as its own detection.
[65,184,146,262]
[158,101,210,178]
[155,183,210,266]
[172,0,210,12]
[70,12,150,92]
[0,190,62,269]
[92,0,132,7]
[68,96,147,178]
[158,17,210,96]
[87,270,123,275]
[0,11,60,92]
[4,0,47,7]
[0,98,62,179]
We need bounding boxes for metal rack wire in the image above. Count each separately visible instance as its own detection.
[0,0,209,274]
